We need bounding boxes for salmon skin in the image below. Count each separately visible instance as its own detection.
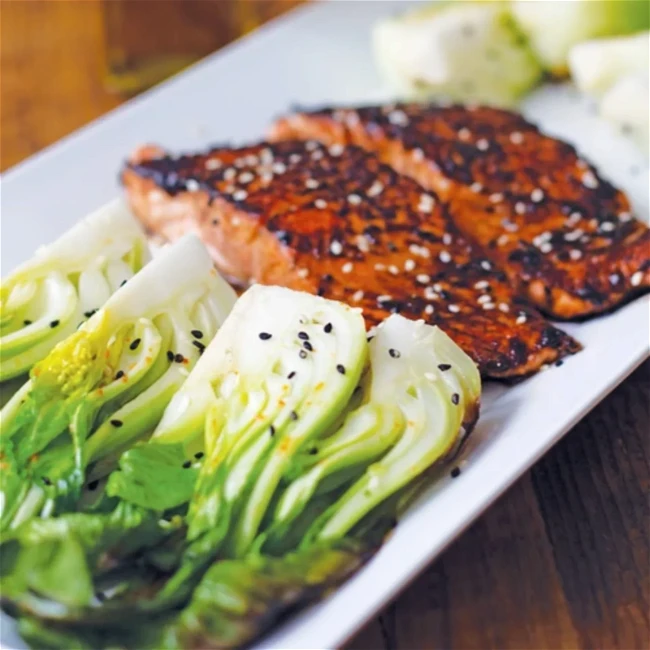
[269,103,650,320]
[122,141,580,378]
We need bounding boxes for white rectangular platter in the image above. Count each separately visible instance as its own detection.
[1,2,649,648]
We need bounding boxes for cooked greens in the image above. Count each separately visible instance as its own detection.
[0,200,150,383]
[0,235,237,531]
[1,285,481,649]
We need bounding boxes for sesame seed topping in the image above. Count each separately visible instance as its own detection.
[290,410,299,421]
[478,294,492,304]
[329,144,344,156]
[438,363,451,371]
[260,148,274,163]
[424,287,438,300]
[470,182,483,193]
[347,193,362,205]
[569,249,583,261]
[489,192,503,203]
[451,393,460,405]
[448,304,460,313]
[129,338,141,350]
[299,349,308,359]
[303,341,313,351]
[269,425,276,436]
[305,140,318,151]
[389,348,401,358]
[418,194,435,213]
[238,171,254,183]
[305,178,319,189]
[205,159,221,170]
[50,320,60,328]
[516,315,527,325]
[223,168,236,181]
[336,364,346,374]
[352,289,364,302]
[377,294,392,302]
[631,271,643,287]
[356,235,370,252]
[514,201,526,215]
[342,262,354,274]
[233,190,248,201]
[531,188,544,203]
[259,332,272,340]
[476,138,489,151]
[367,181,384,197]
[404,259,416,272]
[498,303,510,313]
[582,171,599,188]
[314,198,327,209]
[473,280,488,291]
[600,221,615,232]
[185,179,200,192]
[287,371,296,379]
[619,211,633,222]
[388,109,409,126]
[388,265,399,275]
[416,274,430,284]
[412,148,424,161]
[567,211,582,225]
[191,329,204,339]
[424,304,434,315]
[482,302,496,310]
[439,251,452,263]
[231,216,241,226]
[288,153,301,164]
[564,229,583,242]
[497,234,510,247]
[458,127,471,140]
[451,467,461,478]
[312,150,324,161]
[175,353,185,363]
[298,331,309,340]
[272,162,287,174]
[324,322,333,333]
[260,172,273,184]
[480,260,492,271]
[540,242,553,254]
[297,268,309,278]
[510,131,524,144]
[330,240,343,256]
[609,273,620,285]
[110,419,123,427]
[442,233,452,245]
[375,263,386,271]
[116,369,126,379]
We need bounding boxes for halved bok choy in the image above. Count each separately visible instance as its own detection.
[0,200,149,383]
[0,235,236,531]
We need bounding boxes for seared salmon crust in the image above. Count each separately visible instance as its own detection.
[123,140,580,378]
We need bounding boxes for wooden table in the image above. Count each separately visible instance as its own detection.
[2,3,649,649]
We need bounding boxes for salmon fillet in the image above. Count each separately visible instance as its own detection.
[269,104,650,319]
[122,141,580,378]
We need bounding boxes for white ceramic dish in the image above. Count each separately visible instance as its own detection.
[1,2,649,648]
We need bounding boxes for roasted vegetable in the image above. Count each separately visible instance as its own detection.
[0,200,149,383]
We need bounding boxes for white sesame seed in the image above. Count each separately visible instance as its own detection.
[404,259,416,272]
[374,263,385,271]
[356,235,370,253]
[510,131,524,145]
[233,189,248,201]
[377,294,392,302]
[305,140,319,151]
[424,372,437,381]
[482,302,496,310]
[540,242,553,254]
[342,262,353,274]
[477,294,491,304]
[442,233,452,245]
[515,201,526,215]
[631,271,643,287]
[569,249,582,261]
[288,153,301,164]
[329,144,344,156]
[260,172,273,184]
[367,181,384,197]
[609,273,620,285]
[458,127,471,140]
[476,138,489,151]
[352,289,364,301]
[412,148,424,161]
[231,216,241,226]
[314,199,327,209]
[347,194,362,205]
[305,178,319,189]
[498,303,510,313]
[580,235,590,244]
[424,287,438,300]
[185,179,200,192]
[600,221,615,232]
[576,159,588,170]
[205,159,222,170]
[418,194,435,213]
[312,150,324,161]
[568,211,582,225]
[223,185,235,195]
[246,154,259,166]
[297,268,309,278]
[233,157,246,168]
[388,265,399,275]
[345,112,360,127]
[439,251,452,263]
[564,229,583,242]
[474,280,489,290]
[516,315,527,325]
[416,274,430,284]
[470,182,483,193]
[582,171,599,189]
[238,172,254,184]
[619,211,633,222]
[388,109,409,126]
[438,178,451,192]
[448,304,461,313]
[503,220,519,232]
[489,192,503,203]
[531,188,544,203]
[260,148,274,164]
[480,260,492,271]
[330,240,343,256]
[424,304,434,315]
[272,162,287,174]
[433,283,443,292]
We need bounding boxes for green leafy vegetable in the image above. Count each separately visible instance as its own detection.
[0,200,149,383]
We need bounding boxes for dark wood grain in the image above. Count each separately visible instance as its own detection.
[1,4,649,649]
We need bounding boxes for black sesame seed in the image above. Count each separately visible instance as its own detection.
[303,341,313,351]
[451,393,460,405]
[290,411,299,421]
[23,319,32,326]
[269,425,276,436]
[110,419,123,427]
[175,353,185,363]
[120,279,128,287]
[87,480,99,491]
[555,359,564,367]
[194,452,204,459]
[50,320,60,328]
[182,460,192,469]
[129,338,141,351]
[336,364,346,375]
[299,349,308,359]
[298,331,309,340]
[259,332,272,340]
[324,322,333,333]
[438,363,451,371]
[192,340,205,352]
[191,329,204,339]
[287,371,296,379]
[309,448,318,455]
[367,336,374,343]
[450,467,461,478]
[167,351,175,362]
[84,309,97,318]
[389,348,401,358]
[42,476,52,486]
[115,370,125,380]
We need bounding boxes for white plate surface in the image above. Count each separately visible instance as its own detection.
[1,2,649,648]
